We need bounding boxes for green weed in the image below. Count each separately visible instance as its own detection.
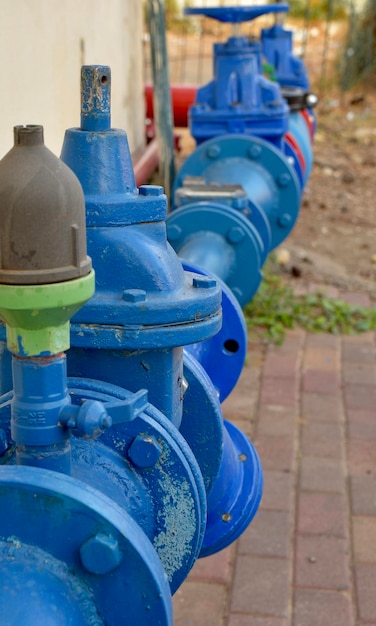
[244,269,376,344]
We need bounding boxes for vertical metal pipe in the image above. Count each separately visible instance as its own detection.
[146,0,175,200]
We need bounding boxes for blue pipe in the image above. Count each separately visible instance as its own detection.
[60,65,263,556]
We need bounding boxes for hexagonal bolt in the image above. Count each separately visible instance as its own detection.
[139,185,164,197]
[80,533,122,575]
[277,173,291,188]
[231,196,247,210]
[206,144,221,159]
[128,433,163,468]
[247,145,262,159]
[227,227,245,245]
[0,429,8,457]
[278,213,292,228]
[192,276,217,289]
[122,289,146,303]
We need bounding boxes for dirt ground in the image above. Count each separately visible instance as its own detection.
[279,94,376,297]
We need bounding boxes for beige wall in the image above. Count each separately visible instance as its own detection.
[0,0,144,159]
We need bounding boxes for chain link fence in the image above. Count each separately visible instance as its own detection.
[143,0,375,96]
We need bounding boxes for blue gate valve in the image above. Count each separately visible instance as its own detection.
[60,65,222,429]
[60,66,263,555]
[166,4,317,306]
[184,3,314,184]
[260,3,310,89]
[167,135,300,307]
[0,123,215,625]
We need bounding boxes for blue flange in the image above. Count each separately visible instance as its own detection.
[0,376,207,595]
[0,465,173,626]
[61,66,222,428]
[172,134,300,251]
[182,262,247,402]
[179,354,263,556]
[200,420,263,557]
[181,352,224,495]
[168,201,263,307]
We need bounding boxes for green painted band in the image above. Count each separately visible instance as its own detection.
[0,270,95,310]
[6,323,70,357]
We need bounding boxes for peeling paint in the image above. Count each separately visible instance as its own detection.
[153,471,196,582]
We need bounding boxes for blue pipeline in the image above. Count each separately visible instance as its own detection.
[167,133,300,307]
[289,111,314,183]
[60,66,263,556]
[0,341,208,621]
[0,373,207,624]
[183,262,247,403]
[0,66,263,624]
[185,4,313,189]
[60,66,221,429]
[166,5,316,309]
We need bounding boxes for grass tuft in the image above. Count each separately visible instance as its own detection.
[244,266,376,344]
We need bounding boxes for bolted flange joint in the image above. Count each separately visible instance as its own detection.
[128,434,163,468]
[80,533,123,575]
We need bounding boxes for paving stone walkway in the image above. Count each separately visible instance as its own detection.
[173,290,376,626]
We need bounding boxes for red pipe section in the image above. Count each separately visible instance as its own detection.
[285,132,306,176]
[300,109,315,142]
[133,139,159,187]
[140,85,314,188]
[145,84,197,129]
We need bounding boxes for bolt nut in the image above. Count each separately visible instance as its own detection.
[139,185,164,197]
[80,533,122,575]
[231,197,247,210]
[206,144,221,159]
[128,434,162,468]
[248,145,262,159]
[122,289,146,303]
[227,227,245,244]
[277,173,291,188]
[192,276,217,289]
[278,213,292,228]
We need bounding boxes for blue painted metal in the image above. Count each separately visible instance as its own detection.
[0,359,208,598]
[283,134,305,189]
[168,134,300,301]
[0,64,265,624]
[189,34,289,149]
[183,262,247,403]
[201,420,263,556]
[184,4,289,22]
[166,4,317,309]
[61,66,222,430]
[181,352,263,555]
[288,110,314,183]
[0,466,173,626]
[261,22,310,90]
[60,64,263,550]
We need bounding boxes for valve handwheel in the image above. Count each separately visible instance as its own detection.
[184,4,289,23]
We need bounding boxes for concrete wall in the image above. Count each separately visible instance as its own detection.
[0,0,144,159]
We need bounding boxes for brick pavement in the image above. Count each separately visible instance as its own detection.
[173,291,376,626]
